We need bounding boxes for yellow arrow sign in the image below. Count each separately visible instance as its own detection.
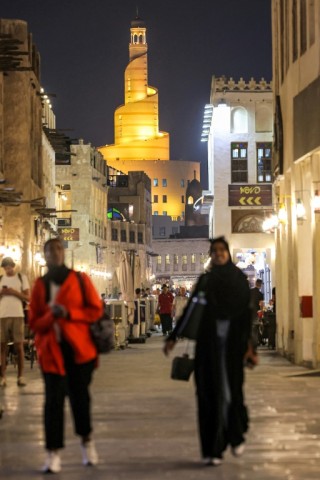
[239,196,262,206]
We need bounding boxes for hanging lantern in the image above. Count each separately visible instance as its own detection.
[313,190,320,213]
[296,198,306,220]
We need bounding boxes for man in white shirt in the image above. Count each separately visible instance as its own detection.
[0,257,30,387]
[172,287,188,324]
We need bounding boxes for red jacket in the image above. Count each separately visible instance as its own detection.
[158,292,174,315]
[29,271,103,375]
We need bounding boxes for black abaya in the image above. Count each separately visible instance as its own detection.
[169,261,252,459]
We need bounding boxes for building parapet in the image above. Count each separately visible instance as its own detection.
[213,76,272,93]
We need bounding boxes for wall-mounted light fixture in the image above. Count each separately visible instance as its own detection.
[313,189,320,213]
[295,198,306,220]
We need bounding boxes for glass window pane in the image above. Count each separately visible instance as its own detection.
[240,148,247,158]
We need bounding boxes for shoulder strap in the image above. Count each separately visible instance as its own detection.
[41,274,51,303]
[75,271,87,306]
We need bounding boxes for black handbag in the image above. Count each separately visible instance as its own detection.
[176,275,208,340]
[171,354,194,381]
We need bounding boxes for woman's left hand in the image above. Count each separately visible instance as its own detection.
[51,304,69,318]
[244,346,259,369]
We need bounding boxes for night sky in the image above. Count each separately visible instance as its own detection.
[1,0,272,186]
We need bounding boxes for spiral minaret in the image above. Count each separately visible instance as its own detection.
[99,16,170,163]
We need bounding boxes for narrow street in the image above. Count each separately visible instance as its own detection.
[1,335,320,479]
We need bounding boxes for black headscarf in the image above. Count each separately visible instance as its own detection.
[43,264,70,285]
[206,237,250,319]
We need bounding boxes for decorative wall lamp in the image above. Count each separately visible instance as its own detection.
[277,202,288,224]
[295,198,306,221]
[262,213,279,233]
[313,189,320,214]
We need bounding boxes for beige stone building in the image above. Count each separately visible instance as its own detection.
[55,140,109,293]
[203,76,275,297]
[272,1,320,366]
[0,19,56,281]
[98,16,200,219]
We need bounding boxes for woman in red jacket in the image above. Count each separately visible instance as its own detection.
[29,238,103,474]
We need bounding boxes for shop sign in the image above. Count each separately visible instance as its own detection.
[58,227,80,241]
[228,184,272,207]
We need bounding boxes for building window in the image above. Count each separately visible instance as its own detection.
[129,231,135,243]
[138,232,143,244]
[191,254,196,271]
[309,0,315,46]
[300,0,307,55]
[156,255,162,272]
[172,227,179,235]
[162,179,167,187]
[180,179,185,187]
[153,195,158,203]
[154,211,158,216]
[182,254,187,271]
[163,211,167,216]
[111,228,118,241]
[181,195,185,203]
[231,142,248,183]
[200,254,206,264]
[153,178,158,187]
[292,0,298,61]
[163,195,167,203]
[120,229,126,242]
[173,254,179,271]
[257,143,272,183]
[159,227,166,236]
[165,254,170,272]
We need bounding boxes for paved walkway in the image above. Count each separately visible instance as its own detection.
[1,335,320,479]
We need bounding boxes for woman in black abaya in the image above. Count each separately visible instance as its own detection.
[164,237,258,466]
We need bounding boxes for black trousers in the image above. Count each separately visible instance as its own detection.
[160,313,172,334]
[43,342,95,450]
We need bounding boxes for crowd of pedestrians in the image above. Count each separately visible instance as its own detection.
[0,235,275,473]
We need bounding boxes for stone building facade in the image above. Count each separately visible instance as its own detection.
[151,238,209,290]
[0,19,55,281]
[204,76,275,297]
[272,1,320,366]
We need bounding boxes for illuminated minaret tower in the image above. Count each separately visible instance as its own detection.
[100,16,170,163]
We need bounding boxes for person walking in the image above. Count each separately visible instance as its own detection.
[29,238,103,473]
[250,279,264,347]
[157,284,174,336]
[0,256,30,387]
[164,237,258,466]
[171,286,188,325]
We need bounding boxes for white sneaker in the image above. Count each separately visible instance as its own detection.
[212,457,223,466]
[17,376,27,387]
[41,451,61,473]
[202,457,212,466]
[232,442,245,457]
[81,440,98,466]
[0,377,6,387]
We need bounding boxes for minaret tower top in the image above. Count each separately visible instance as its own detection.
[129,14,147,61]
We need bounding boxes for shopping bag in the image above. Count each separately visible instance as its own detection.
[176,292,207,340]
[171,354,194,381]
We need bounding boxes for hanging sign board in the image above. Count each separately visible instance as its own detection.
[58,227,80,241]
[228,184,272,207]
